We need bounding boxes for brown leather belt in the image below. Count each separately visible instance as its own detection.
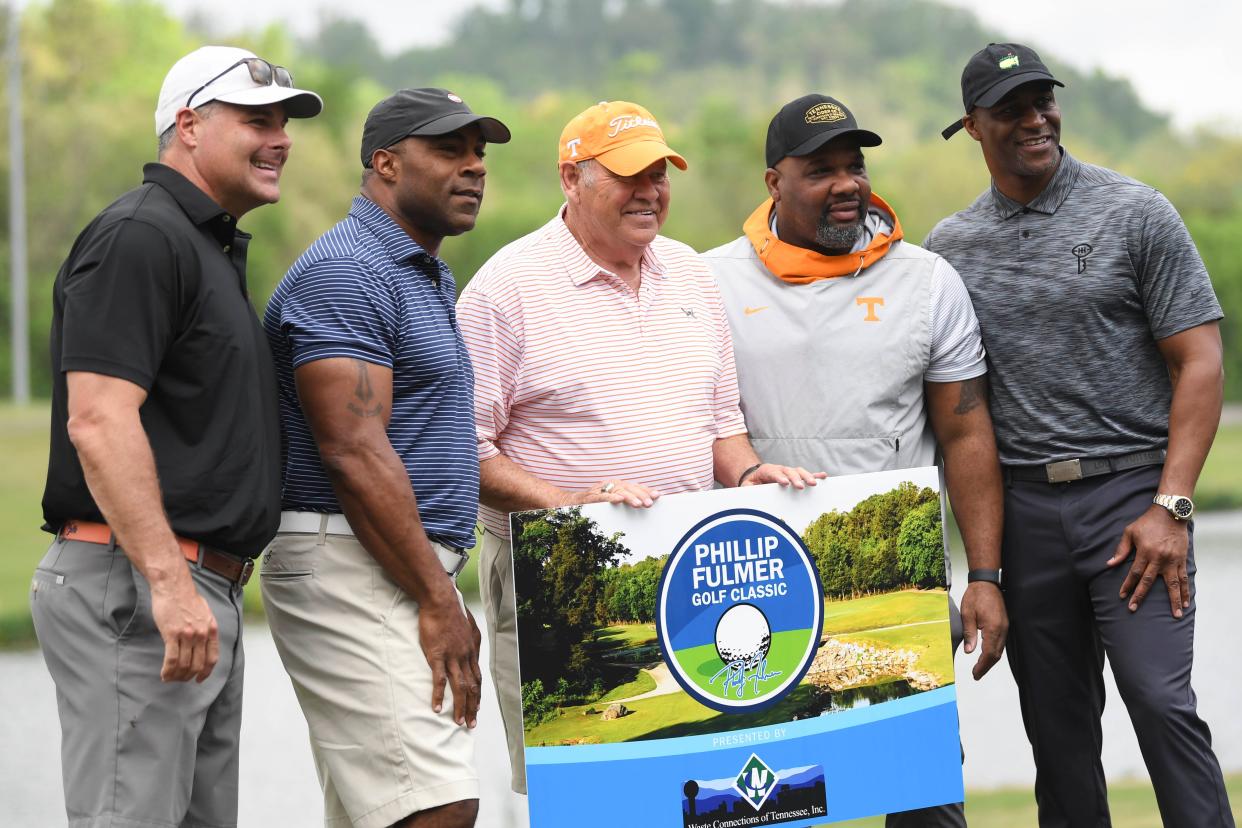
[58,520,254,587]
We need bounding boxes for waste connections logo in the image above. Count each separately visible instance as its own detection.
[681,758,829,827]
[657,509,824,713]
[734,753,778,810]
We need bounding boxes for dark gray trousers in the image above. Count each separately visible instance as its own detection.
[884,598,968,828]
[1002,465,1233,828]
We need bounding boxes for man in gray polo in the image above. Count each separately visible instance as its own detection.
[705,93,1006,826]
[927,43,1233,825]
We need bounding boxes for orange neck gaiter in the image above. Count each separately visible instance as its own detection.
[744,193,904,284]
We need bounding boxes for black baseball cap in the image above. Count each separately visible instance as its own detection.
[942,43,1064,140]
[360,87,512,168]
[765,94,882,168]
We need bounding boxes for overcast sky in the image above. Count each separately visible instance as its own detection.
[156,0,1241,133]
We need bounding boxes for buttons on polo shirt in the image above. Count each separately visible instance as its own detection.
[1022,230,1030,239]
[222,215,231,223]
[223,244,231,253]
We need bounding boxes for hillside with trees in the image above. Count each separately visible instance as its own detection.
[3,0,1240,397]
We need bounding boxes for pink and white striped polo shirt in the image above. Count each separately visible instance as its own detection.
[457,209,748,537]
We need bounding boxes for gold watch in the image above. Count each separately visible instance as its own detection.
[1153,494,1194,521]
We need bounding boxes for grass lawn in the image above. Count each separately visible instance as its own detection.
[526,682,829,746]
[594,622,657,649]
[596,669,656,703]
[822,589,950,635]
[832,773,1242,826]
[0,405,53,646]
[1198,422,1242,510]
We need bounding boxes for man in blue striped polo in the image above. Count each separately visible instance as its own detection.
[261,89,511,828]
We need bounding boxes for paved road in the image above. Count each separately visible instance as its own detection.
[612,662,678,703]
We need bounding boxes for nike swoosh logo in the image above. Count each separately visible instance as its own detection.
[743,306,769,316]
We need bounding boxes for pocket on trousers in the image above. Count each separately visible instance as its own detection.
[260,569,314,583]
[30,567,66,596]
[103,556,150,641]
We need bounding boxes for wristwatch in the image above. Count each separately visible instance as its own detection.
[967,569,1002,586]
[1153,494,1195,521]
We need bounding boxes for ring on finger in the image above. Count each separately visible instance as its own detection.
[601,482,616,493]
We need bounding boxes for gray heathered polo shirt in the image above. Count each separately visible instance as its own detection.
[924,149,1222,466]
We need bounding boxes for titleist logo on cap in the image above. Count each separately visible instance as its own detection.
[607,115,661,138]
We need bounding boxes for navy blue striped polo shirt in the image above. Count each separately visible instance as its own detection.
[263,195,478,549]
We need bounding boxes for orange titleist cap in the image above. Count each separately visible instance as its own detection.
[558,100,688,176]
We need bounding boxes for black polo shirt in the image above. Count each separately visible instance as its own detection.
[42,163,281,558]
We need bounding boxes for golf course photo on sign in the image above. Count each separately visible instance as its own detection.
[510,467,964,826]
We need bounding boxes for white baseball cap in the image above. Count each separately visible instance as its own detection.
[154,45,323,136]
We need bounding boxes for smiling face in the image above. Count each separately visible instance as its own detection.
[369,123,487,254]
[562,157,669,267]
[766,136,871,255]
[964,81,1062,202]
[186,101,291,217]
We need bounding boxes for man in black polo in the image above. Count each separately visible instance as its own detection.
[33,45,321,827]
[927,43,1233,826]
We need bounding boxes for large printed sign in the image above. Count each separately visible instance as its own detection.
[510,468,963,826]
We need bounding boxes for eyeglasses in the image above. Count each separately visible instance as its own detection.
[185,58,294,109]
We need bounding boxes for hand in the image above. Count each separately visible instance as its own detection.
[959,581,1007,680]
[740,464,826,489]
[149,568,220,683]
[1107,504,1191,618]
[419,592,482,727]
[571,479,661,508]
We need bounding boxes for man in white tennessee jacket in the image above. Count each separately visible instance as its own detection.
[703,93,1007,828]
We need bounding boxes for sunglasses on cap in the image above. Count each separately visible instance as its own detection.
[185,58,294,109]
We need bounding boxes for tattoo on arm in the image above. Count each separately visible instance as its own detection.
[346,360,384,418]
[953,376,987,416]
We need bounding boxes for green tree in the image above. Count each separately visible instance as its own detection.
[897,499,946,588]
[510,507,627,686]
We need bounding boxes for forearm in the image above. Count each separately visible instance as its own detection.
[941,433,1004,571]
[712,433,761,488]
[320,439,459,609]
[1160,358,1223,496]
[67,400,187,586]
[479,453,577,514]
[927,376,1003,571]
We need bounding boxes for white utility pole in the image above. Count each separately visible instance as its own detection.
[7,1,29,404]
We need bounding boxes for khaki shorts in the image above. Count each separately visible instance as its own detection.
[261,531,478,828]
[478,530,526,794]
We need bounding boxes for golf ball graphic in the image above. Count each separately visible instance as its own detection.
[714,603,771,667]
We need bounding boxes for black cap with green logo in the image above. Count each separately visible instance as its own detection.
[942,43,1064,140]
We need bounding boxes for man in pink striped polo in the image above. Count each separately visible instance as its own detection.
[457,100,821,796]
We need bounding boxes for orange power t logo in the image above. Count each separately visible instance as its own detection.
[856,296,884,322]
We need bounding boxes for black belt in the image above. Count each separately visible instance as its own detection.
[1004,449,1166,484]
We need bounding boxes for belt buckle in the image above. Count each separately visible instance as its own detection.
[1046,459,1083,483]
[448,550,469,580]
[238,558,255,587]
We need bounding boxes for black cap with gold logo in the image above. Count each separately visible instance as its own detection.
[765,94,882,168]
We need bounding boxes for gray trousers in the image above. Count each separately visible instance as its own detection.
[884,597,967,828]
[1003,464,1234,828]
[31,536,245,828]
